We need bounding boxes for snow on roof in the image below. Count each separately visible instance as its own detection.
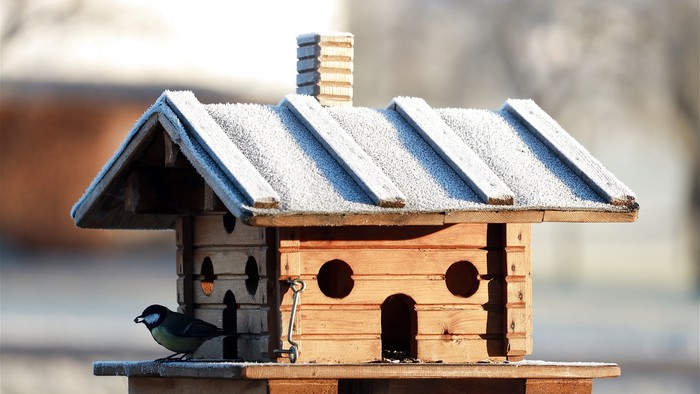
[71,91,638,229]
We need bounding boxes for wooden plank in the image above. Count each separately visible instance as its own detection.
[281,94,406,208]
[279,338,381,364]
[194,307,268,334]
[164,91,280,208]
[280,277,501,307]
[297,32,354,46]
[543,209,638,222]
[193,215,266,246]
[390,97,514,205]
[502,99,636,207]
[175,216,195,316]
[416,308,502,336]
[268,379,338,394]
[280,249,498,279]
[194,335,270,361]
[444,210,545,224]
[281,224,487,249]
[417,337,505,363]
[506,223,531,247]
[181,278,268,305]
[525,379,593,394]
[185,246,268,276]
[281,309,380,335]
[245,208,637,228]
[162,128,180,167]
[95,360,621,380]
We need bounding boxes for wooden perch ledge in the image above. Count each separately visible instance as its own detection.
[95,360,620,394]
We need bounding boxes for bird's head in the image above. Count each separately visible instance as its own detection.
[134,304,169,329]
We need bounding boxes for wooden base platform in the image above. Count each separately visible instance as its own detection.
[95,360,620,393]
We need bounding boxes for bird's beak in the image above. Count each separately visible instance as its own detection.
[134,315,144,324]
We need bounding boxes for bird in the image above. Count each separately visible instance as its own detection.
[134,304,235,360]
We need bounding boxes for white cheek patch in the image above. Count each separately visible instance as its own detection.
[144,313,160,325]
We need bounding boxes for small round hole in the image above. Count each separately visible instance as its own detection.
[317,259,354,299]
[223,212,236,234]
[445,261,479,298]
[245,256,259,295]
[201,257,216,296]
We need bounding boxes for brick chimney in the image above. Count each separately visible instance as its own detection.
[296,32,354,107]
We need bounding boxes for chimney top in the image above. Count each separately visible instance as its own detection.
[296,32,354,107]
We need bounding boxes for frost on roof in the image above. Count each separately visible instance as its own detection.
[205,103,374,213]
[437,108,609,209]
[326,106,482,210]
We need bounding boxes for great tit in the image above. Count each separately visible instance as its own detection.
[134,304,234,360]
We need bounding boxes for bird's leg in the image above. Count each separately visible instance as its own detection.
[155,352,185,362]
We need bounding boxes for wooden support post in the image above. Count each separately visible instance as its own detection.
[268,380,338,394]
[176,216,195,316]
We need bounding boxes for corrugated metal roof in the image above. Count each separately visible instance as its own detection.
[71,91,638,228]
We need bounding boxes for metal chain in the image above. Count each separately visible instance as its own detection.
[274,278,305,363]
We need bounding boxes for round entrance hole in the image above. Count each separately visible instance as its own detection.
[317,259,354,299]
[245,256,259,295]
[445,261,480,298]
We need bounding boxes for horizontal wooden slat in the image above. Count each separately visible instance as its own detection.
[195,335,271,361]
[280,277,500,307]
[390,97,514,205]
[194,307,268,334]
[281,309,380,336]
[181,278,268,305]
[280,338,381,364]
[417,337,505,363]
[416,309,502,336]
[280,249,499,279]
[164,91,280,208]
[192,215,266,247]
[280,223,487,250]
[184,247,268,276]
[502,99,636,206]
[281,94,406,208]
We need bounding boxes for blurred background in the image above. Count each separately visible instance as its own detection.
[1,1,698,393]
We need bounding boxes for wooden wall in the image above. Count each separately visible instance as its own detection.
[176,214,276,361]
[277,223,532,363]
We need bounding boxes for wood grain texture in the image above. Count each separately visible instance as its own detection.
[280,224,487,249]
[279,249,497,279]
[184,246,268,276]
[268,379,338,394]
[95,360,621,380]
[390,97,514,205]
[246,208,637,227]
[502,99,636,207]
[279,277,500,307]
[164,91,280,208]
[192,215,266,247]
[281,94,406,208]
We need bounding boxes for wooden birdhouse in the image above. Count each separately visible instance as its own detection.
[78,32,638,392]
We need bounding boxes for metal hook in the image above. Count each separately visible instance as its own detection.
[275,278,305,363]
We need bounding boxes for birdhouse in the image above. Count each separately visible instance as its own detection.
[77,32,638,392]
